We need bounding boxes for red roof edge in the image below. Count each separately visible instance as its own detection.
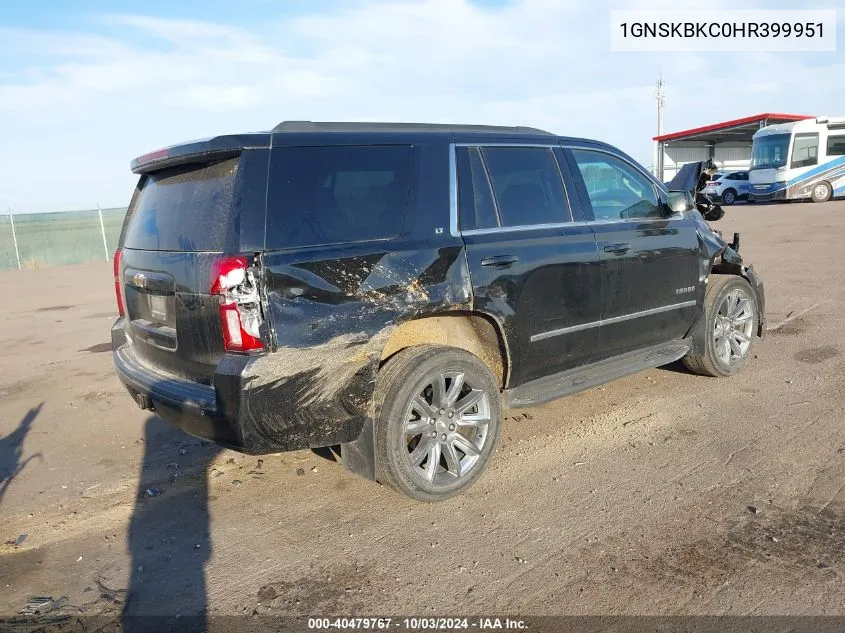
[653,113,814,142]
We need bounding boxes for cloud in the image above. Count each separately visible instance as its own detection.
[0,0,843,211]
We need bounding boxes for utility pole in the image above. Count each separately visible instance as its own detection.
[654,72,665,180]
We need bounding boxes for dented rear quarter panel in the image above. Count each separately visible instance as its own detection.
[242,140,474,453]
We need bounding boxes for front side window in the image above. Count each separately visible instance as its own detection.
[481,147,570,227]
[827,134,845,156]
[791,133,819,169]
[266,145,412,249]
[571,150,661,221]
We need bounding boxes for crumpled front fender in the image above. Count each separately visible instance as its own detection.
[686,218,767,356]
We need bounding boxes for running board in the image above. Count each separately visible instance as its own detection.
[503,339,692,408]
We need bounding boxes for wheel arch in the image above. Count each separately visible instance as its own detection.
[379,311,511,389]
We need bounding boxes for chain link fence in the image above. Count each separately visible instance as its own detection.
[0,207,128,270]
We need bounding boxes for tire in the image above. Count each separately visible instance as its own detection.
[811,181,832,203]
[374,345,502,502]
[682,275,758,378]
[721,189,737,205]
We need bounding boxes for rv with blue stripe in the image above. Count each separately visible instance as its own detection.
[749,116,845,203]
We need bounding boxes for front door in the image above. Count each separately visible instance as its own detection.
[456,145,601,387]
[565,147,700,362]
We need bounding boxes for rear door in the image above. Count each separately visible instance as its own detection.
[117,149,268,384]
[565,147,700,361]
[457,144,601,387]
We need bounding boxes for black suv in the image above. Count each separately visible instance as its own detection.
[112,121,765,502]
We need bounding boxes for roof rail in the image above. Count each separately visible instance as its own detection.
[271,120,554,134]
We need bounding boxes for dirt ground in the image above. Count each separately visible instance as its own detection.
[1,201,844,628]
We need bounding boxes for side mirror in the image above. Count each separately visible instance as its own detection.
[666,190,694,214]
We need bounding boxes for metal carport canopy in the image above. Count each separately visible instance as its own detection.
[653,112,813,180]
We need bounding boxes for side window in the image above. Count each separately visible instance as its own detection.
[571,150,662,221]
[456,147,498,231]
[827,134,845,156]
[481,147,570,227]
[791,133,819,168]
[266,145,412,249]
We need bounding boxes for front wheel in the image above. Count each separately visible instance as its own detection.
[721,189,737,205]
[811,181,832,203]
[682,275,758,377]
[374,346,502,502]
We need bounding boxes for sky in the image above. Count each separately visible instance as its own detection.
[0,0,843,212]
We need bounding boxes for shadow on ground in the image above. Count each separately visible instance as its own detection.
[0,403,43,509]
[122,415,221,632]
[658,360,692,375]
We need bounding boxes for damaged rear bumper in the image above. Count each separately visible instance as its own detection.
[112,322,251,451]
[112,321,369,455]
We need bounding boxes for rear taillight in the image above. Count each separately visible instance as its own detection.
[114,248,125,317]
[211,256,264,352]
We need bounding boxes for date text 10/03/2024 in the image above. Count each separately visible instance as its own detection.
[307,618,528,630]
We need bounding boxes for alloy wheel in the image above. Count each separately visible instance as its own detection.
[713,288,754,366]
[402,371,491,486]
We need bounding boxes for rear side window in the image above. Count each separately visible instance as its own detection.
[124,158,239,251]
[456,147,498,230]
[266,145,412,249]
[481,147,570,227]
[828,135,845,156]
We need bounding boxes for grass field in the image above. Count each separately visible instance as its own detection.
[0,208,127,270]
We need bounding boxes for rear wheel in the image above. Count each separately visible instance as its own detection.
[721,188,737,205]
[682,275,758,377]
[811,181,832,203]
[374,346,501,502]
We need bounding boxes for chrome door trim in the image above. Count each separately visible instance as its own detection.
[530,300,697,343]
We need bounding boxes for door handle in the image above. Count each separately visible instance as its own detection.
[480,255,519,268]
[604,242,631,254]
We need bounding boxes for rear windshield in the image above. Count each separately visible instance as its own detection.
[266,145,412,250]
[123,157,239,251]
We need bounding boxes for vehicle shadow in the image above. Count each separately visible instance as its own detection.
[122,415,221,633]
[0,402,43,509]
[657,360,692,375]
[311,445,341,463]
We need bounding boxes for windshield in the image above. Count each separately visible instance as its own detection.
[751,133,791,170]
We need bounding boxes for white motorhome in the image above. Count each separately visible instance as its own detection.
[749,116,845,203]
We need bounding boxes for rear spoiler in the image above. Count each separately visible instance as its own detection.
[130,133,272,174]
